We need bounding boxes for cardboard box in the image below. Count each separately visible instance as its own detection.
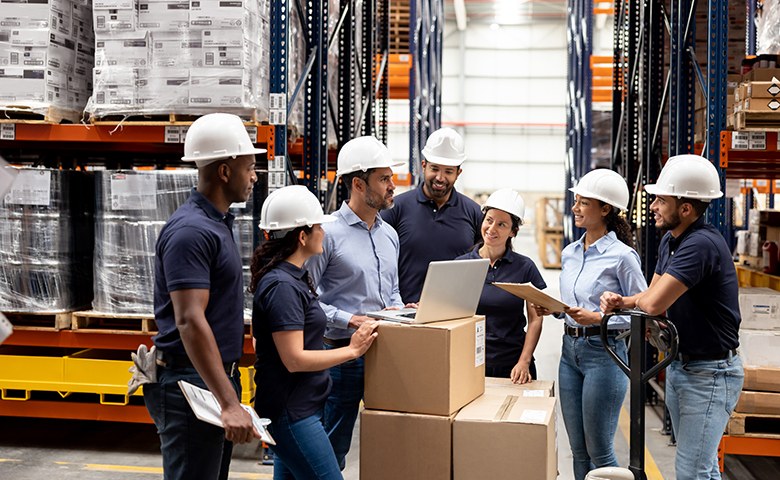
[95,34,149,67]
[744,68,780,83]
[0,67,47,104]
[453,394,557,480]
[188,67,250,107]
[735,390,780,415]
[738,287,780,330]
[151,32,202,67]
[10,28,49,47]
[747,81,780,99]
[203,42,250,67]
[93,7,137,33]
[739,329,780,368]
[485,377,555,398]
[0,45,46,67]
[189,0,253,29]
[364,316,486,416]
[136,67,189,107]
[744,97,780,112]
[743,365,780,392]
[759,210,780,226]
[47,33,76,74]
[748,231,763,257]
[1,4,50,29]
[360,409,454,480]
[201,28,243,47]
[139,0,190,30]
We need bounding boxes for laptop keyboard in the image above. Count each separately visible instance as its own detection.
[399,311,417,319]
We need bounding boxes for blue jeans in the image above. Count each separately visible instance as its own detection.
[559,333,629,480]
[322,343,363,471]
[267,409,343,480]
[143,365,242,480]
[666,354,743,480]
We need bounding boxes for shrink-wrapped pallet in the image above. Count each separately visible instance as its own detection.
[0,167,94,311]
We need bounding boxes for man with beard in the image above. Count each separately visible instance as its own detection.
[305,135,409,470]
[599,155,742,480]
[381,127,483,303]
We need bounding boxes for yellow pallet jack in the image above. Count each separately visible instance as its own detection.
[585,309,679,480]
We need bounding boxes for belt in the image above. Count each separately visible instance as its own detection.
[156,350,239,377]
[323,336,350,348]
[677,349,737,364]
[564,324,622,338]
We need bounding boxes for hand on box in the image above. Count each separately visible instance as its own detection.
[349,321,379,358]
[511,359,533,384]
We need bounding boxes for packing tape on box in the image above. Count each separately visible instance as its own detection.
[493,395,519,421]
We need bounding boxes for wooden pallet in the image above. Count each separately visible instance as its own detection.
[89,109,261,126]
[731,110,780,132]
[3,311,74,331]
[726,412,780,438]
[390,0,410,55]
[71,311,157,334]
[0,105,82,124]
[538,231,563,269]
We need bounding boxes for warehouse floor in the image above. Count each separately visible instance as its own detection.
[1,232,779,479]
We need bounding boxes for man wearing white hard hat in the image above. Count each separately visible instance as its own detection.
[600,155,742,480]
[304,135,409,470]
[144,113,265,479]
[381,127,482,303]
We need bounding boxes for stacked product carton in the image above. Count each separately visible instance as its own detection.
[86,0,270,121]
[360,317,558,480]
[0,0,95,122]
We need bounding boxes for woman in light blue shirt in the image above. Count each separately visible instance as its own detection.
[534,169,648,480]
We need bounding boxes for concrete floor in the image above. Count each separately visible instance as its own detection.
[1,231,779,479]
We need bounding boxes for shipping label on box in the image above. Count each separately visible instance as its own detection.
[0,44,45,67]
[739,287,780,331]
[48,32,75,73]
[364,316,486,416]
[0,67,46,103]
[453,395,557,480]
[360,409,454,480]
[203,42,249,67]
[10,27,48,46]
[189,0,247,29]
[139,0,190,30]
[92,7,137,32]
[151,32,201,67]
[1,2,51,29]
[200,27,242,47]
[189,67,249,107]
[95,34,149,67]
[136,67,189,107]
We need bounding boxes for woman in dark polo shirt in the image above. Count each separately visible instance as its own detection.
[250,186,378,480]
[456,188,546,383]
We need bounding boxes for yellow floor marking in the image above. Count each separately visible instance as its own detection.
[52,462,272,478]
[618,406,664,480]
[0,459,21,462]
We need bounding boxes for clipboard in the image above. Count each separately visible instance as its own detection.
[178,380,276,445]
[493,282,569,313]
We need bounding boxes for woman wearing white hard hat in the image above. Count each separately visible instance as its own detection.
[249,185,378,480]
[456,188,546,383]
[533,169,648,480]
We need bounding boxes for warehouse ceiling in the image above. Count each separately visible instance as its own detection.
[443,0,567,25]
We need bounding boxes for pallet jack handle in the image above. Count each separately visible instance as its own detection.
[600,309,679,382]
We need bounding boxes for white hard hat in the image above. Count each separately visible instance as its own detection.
[182,113,267,167]
[336,136,405,176]
[569,169,630,211]
[259,185,336,238]
[422,127,466,167]
[482,188,525,226]
[644,154,723,200]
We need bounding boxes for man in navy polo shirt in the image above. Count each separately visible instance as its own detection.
[600,155,742,480]
[144,113,264,480]
[381,127,482,303]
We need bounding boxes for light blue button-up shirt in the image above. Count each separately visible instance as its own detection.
[559,231,648,329]
[305,201,404,340]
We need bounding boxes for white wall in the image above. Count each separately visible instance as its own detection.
[388,18,569,207]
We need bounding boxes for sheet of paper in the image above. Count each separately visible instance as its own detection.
[519,409,547,423]
[0,157,19,200]
[178,380,276,445]
[0,313,13,346]
[6,169,50,206]
[493,282,568,312]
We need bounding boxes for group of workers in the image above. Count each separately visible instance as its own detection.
[143,112,743,480]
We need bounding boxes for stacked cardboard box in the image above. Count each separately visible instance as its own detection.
[0,0,94,122]
[729,365,780,436]
[86,0,270,120]
[694,74,739,143]
[736,209,780,268]
[736,73,780,113]
[361,317,557,480]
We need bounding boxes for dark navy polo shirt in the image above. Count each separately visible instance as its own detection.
[655,215,741,356]
[153,188,245,363]
[456,247,547,367]
[381,184,483,303]
[252,261,332,423]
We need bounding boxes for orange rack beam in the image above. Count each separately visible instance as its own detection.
[718,435,780,472]
[0,399,154,424]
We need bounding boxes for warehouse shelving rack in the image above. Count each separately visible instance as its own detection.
[0,0,405,424]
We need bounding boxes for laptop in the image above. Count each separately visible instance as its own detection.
[367,258,490,324]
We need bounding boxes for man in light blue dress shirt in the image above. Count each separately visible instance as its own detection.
[305,136,407,470]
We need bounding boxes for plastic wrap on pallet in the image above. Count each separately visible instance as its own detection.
[92,169,197,314]
[0,168,95,312]
[758,0,780,55]
[286,0,306,141]
[0,0,94,122]
[85,0,271,121]
[326,0,339,148]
